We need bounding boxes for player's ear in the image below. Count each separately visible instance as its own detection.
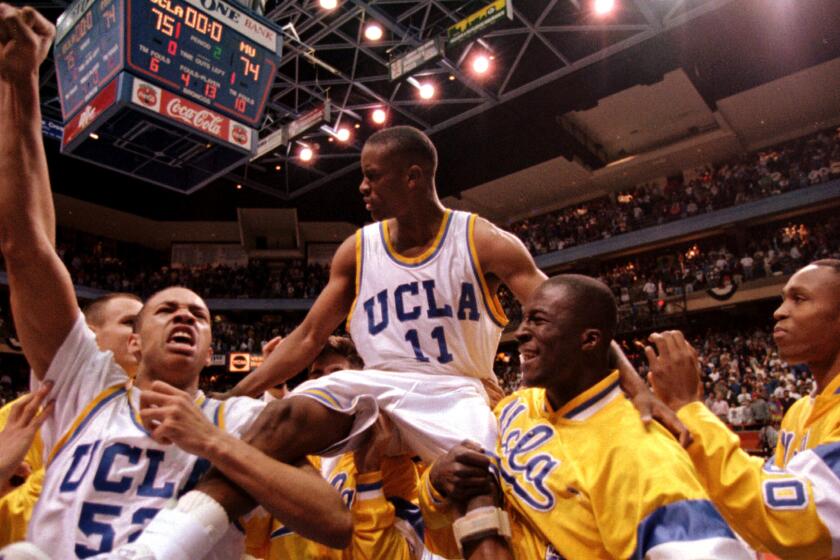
[205,343,213,367]
[406,164,423,188]
[128,333,142,360]
[580,328,602,352]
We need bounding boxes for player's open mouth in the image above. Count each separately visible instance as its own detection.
[519,347,538,366]
[166,327,197,354]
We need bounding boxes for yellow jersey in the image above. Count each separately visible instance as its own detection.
[244,454,423,559]
[678,369,840,559]
[0,395,44,545]
[422,371,751,559]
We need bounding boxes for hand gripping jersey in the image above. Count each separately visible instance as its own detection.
[27,314,265,559]
[421,371,752,559]
[678,370,840,559]
[347,210,507,379]
[0,396,45,545]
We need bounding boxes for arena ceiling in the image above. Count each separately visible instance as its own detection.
[23,0,840,225]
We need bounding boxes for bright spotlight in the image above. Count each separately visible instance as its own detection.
[419,83,435,99]
[364,23,383,41]
[336,127,351,142]
[319,0,337,10]
[299,146,314,161]
[593,0,615,15]
[372,108,387,124]
[472,54,491,74]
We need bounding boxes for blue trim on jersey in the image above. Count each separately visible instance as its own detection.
[129,405,152,436]
[389,496,425,541]
[379,211,454,268]
[563,379,620,419]
[52,388,126,463]
[318,387,343,408]
[465,215,506,328]
[213,403,222,427]
[270,525,294,539]
[295,391,342,411]
[357,481,383,492]
[811,441,840,481]
[633,499,736,559]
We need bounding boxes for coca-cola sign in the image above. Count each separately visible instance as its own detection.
[165,99,224,136]
[129,77,254,153]
[230,124,249,146]
[137,85,158,108]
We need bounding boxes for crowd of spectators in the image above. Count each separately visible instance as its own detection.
[497,212,840,332]
[597,213,840,305]
[54,232,331,300]
[510,127,840,257]
[211,313,306,354]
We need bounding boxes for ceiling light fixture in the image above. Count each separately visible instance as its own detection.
[593,0,615,16]
[364,23,383,41]
[372,108,387,124]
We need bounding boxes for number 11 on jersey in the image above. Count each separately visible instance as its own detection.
[405,326,453,364]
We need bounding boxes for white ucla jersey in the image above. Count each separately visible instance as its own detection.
[348,210,507,379]
[29,314,265,559]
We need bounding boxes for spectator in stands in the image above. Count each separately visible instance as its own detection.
[749,391,771,427]
[709,394,730,423]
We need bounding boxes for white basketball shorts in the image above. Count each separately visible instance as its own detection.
[290,369,498,463]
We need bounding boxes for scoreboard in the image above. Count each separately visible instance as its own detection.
[55,0,281,127]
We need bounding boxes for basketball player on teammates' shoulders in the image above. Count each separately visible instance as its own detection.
[122,123,687,558]
[0,5,350,558]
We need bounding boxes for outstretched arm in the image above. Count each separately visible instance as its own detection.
[646,331,840,558]
[472,217,546,306]
[0,5,77,380]
[224,234,357,397]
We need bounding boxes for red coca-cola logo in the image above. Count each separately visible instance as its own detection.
[137,85,157,107]
[165,99,223,136]
[231,124,248,145]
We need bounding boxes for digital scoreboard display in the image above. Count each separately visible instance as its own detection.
[55,0,124,121]
[55,0,282,126]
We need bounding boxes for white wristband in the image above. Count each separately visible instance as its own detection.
[452,506,511,555]
[133,492,228,560]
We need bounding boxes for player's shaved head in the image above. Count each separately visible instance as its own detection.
[542,274,618,347]
[364,125,438,175]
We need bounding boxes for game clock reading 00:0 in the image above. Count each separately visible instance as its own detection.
[126,0,280,126]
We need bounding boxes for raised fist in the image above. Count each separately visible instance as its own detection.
[0,4,55,82]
